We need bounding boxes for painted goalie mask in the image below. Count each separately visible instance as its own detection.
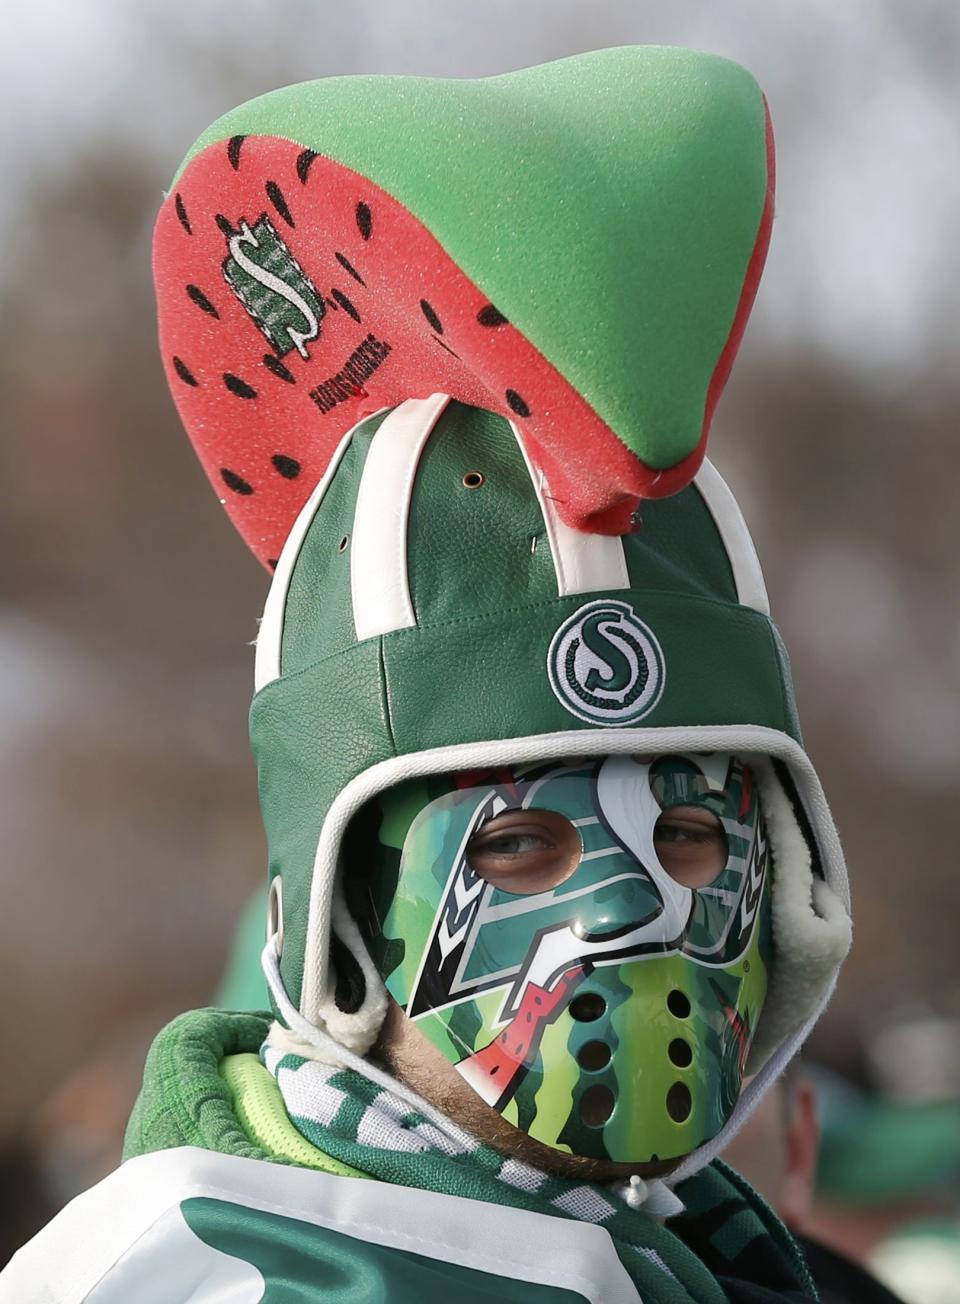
[354,752,772,1164]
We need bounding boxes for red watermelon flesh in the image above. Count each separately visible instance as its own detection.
[155,134,769,568]
[456,966,587,1110]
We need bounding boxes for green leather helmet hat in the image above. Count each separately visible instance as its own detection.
[153,48,851,1179]
[249,396,851,1179]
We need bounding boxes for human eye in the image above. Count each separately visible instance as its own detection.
[653,806,728,887]
[466,810,581,895]
[473,830,552,857]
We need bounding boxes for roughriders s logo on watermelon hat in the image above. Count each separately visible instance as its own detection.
[152,46,852,1183]
[547,600,666,725]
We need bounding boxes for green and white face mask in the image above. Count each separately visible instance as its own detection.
[355,752,772,1165]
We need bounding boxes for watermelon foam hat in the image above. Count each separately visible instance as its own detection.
[155,47,851,1178]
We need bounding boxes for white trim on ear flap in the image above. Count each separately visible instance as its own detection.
[314,885,389,1056]
[746,757,853,1070]
[694,460,769,615]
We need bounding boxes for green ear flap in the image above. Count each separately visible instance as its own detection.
[155,46,773,568]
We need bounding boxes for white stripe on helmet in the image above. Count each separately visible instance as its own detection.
[350,393,451,641]
[511,422,631,596]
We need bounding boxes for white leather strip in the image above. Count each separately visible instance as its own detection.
[511,422,630,596]
[694,459,770,614]
[351,394,451,641]
[301,722,849,1020]
[0,1147,640,1304]
[254,412,388,693]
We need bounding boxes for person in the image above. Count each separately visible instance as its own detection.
[1,47,854,1302]
[724,1064,909,1303]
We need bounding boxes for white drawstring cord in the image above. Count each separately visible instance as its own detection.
[612,1173,685,1219]
[261,937,480,1151]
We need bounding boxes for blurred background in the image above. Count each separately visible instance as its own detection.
[2,1,958,1295]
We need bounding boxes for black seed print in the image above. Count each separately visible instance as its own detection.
[173,356,198,386]
[186,284,219,318]
[267,558,279,570]
[221,468,254,495]
[175,193,192,235]
[420,299,443,334]
[477,303,508,327]
[331,289,361,323]
[355,202,373,240]
[296,149,318,184]
[335,251,365,285]
[223,373,257,399]
[262,353,296,384]
[266,180,294,228]
[215,213,236,238]
[506,389,531,418]
[433,337,461,360]
[227,135,246,170]
[272,454,301,479]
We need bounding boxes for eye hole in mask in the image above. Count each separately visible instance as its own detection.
[653,805,728,888]
[464,802,728,896]
[466,809,582,895]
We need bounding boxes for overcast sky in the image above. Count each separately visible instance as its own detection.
[2,0,957,381]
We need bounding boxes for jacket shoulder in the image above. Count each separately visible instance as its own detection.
[1,1147,639,1303]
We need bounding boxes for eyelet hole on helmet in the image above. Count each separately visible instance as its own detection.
[579,1083,615,1127]
[337,534,350,553]
[666,1081,692,1123]
[266,875,284,958]
[667,989,691,1019]
[462,470,485,489]
[577,1040,612,1071]
[569,993,606,1022]
[668,1038,693,1068]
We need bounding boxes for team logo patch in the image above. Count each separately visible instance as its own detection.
[547,599,665,725]
[221,213,325,359]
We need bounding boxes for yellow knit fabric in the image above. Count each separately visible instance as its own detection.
[220,1052,370,1180]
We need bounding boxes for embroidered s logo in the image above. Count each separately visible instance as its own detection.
[547,600,665,725]
[222,214,324,358]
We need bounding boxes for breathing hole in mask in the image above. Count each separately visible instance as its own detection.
[569,992,606,1022]
[579,1083,615,1127]
[666,1081,692,1123]
[667,989,691,1019]
[577,1039,612,1071]
[653,804,727,888]
[668,1038,693,1068]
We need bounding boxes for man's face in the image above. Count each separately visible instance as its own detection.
[355,753,773,1164]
